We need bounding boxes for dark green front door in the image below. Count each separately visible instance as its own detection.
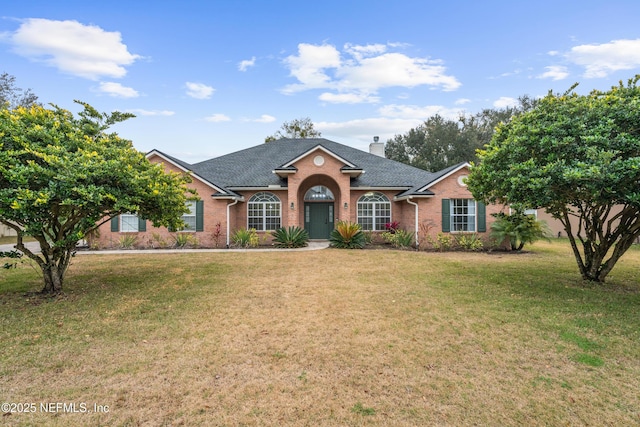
[304,202,334,239]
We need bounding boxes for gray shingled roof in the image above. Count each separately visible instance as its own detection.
[177,138,464,197]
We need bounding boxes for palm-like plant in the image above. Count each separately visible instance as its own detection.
[272,226,309,248]
[491,211,551,251]
[330,221,366,249]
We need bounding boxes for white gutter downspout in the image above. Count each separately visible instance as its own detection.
[226,198,239,248]
[406,197,419,248]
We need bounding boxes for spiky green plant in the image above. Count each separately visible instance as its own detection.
[272,226,309,248]
[329,221,366,249]
[490,211,552,251]
[231,228,259,248]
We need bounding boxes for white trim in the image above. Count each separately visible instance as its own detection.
[406,198,419,247]
[341,169,364,177]
[416,162,471,193]
[394,194,434,201]
[356,192,392,231]
[146,150,229,195]
[280,145,357,168]
[449,198,477,233]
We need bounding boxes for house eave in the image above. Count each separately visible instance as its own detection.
[394,194,435,201]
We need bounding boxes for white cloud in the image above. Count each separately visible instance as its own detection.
[127,109,175,116]
[339,53,460,92]
[493,96,518,108]
[253,114,276,123]
[282,42,460,103]
[319,92,379,104]
[283,43,341,91]
[317,117,422,144]
[97,82,139,98]
[186,82,215,99]
[343,43,387,60]
[455,98,471,105]
[238,56,256,71]
[9,18,140,80]
[205,113,231,122]
[566,38,640,78]
[537,65,569,81]
[378,104,462,120]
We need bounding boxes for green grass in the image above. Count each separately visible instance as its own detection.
[0,240,639,426]
[0,235,36,245]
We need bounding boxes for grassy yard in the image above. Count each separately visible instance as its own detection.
[1,241,639,426]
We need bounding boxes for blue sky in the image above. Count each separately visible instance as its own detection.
[2,1,640,163]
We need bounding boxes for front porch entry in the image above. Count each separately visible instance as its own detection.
[304,202,334,239]
[303,185,335,239]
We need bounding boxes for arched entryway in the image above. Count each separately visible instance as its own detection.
[303,185,335,239]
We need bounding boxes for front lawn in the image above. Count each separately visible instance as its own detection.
[1,241,638,426]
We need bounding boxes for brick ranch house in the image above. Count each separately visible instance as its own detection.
[95,138,505,248]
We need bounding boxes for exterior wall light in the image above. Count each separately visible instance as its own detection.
[344,202,348,209]
[290,202,295,210]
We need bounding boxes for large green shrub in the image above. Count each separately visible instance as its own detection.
[272,226,309,248]
[329,221,366,249]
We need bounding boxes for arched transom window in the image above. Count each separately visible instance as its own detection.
[248,192,281,231]
[304,185,335,201]
[357,192,391,231]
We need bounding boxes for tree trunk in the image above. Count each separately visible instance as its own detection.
[41,264,65,294]
[12,232,72,295]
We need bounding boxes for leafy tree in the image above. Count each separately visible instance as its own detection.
[0,72,39,109]
[468,77,640,283]
[385,115,467,171]
[0,101,192,294]
[386,96,538,171]
[490,211,551,251]
[265,117,321,142]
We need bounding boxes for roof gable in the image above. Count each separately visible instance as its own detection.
[416,162,470,192]
[147,149,230,195]
[280,144,357,169]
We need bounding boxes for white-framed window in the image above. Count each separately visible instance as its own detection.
[248,192,281,231]
[120,213,139,232]
[357,192,391,231]
[180,201,197,232]
[524,208,538,218]
[450,199,476,232]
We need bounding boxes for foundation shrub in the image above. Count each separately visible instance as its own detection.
[456,233,484,251]
[231,228,259,248]
[330,221,366,249]
[272,226,309,248]
[382,228,414,248]
[173,233,198,249]
[118,234,138,249]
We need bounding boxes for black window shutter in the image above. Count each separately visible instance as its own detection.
[441,199,450,232]
[111,216,119,232]
[196,200,204,232]
[477,201,486,232]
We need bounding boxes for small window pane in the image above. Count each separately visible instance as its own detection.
[180,201,197,231]
[121,213,139,232]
